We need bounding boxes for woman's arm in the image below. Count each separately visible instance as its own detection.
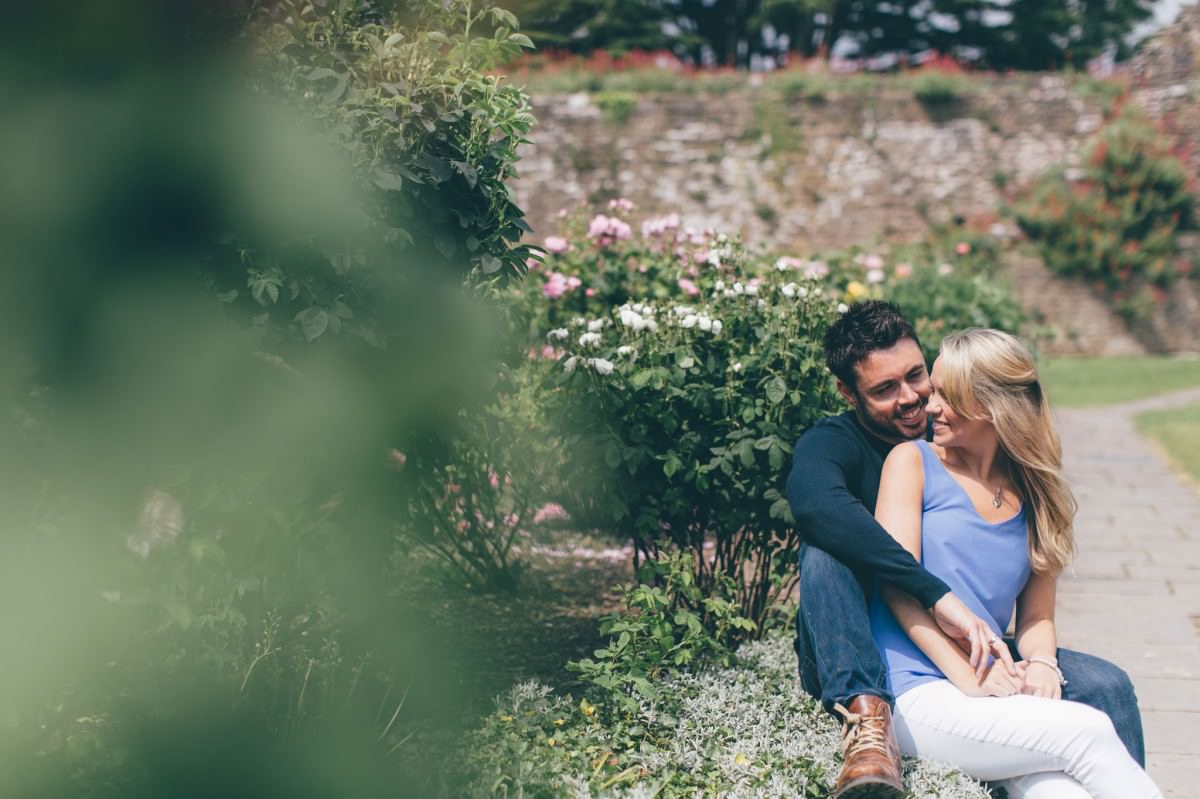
[876,444,1022,697]
[1015,570,1062,699]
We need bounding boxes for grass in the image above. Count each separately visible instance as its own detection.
[1039,356,1200,408]
[1135,403,1200,482]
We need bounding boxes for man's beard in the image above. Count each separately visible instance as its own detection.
[857,401,927,445]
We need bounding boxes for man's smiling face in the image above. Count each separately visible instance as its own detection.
[838,337,931,445]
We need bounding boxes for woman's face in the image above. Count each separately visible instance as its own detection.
[928,357,993,448]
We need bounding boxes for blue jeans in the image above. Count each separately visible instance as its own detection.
[793,543,1146,767]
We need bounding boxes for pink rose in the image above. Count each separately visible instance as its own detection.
[544,236,568,254]
[955,242,971,256]
[894,263,913,279]
[678,278,700,296]
[542,272,567,299]
[864,254,885,270]
[866,268,885,284]
[585,287,596,297]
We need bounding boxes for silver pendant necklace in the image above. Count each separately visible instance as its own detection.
[991,485,1003,509]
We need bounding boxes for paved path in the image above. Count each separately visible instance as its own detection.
[1055,386,1200,797]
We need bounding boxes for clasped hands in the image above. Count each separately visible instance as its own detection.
[975,658,1063,700]
[931,592,1062,700]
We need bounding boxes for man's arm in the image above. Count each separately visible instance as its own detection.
[785,424,950,608]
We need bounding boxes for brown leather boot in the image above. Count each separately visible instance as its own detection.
[830,695,904,799]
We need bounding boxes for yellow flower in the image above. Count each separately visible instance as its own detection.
[553,718,566,726]
[580,698,596,717]
[845,280,866,300]
[547,737,557,746]
[498,714,513,722]
[734,752,750,766]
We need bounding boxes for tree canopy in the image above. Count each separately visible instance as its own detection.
[510,0,1155,70]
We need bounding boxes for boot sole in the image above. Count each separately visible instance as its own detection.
[831,776,905,799]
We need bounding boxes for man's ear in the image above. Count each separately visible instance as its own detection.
[836,380,857,407]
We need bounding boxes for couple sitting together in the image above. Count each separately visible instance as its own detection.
[786,301,1162,798]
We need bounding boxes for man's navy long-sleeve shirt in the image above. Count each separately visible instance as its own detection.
[785,410,950,609]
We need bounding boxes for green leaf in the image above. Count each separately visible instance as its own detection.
[769,497,794,522]
[490,7,519,27]
[451,160,478,188]
[480,254,502,274]
[508,33,535,49]
[605,443,622,469]
[766,375,787,404]
[768,442,786,471]
[296,308,329,341]
[631,369,655,389]
[737,438,756,468]
[371,169,403,191]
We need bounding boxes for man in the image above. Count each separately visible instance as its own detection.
[786,301,1144,799]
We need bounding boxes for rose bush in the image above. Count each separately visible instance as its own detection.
[508,206,1024,636]
[1016,105,1196,317]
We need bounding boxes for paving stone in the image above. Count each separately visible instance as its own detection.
[1128,677,1200,712]
[1057,578,1172,596]
[1143,710,1200,754]
[1146,753,1200,797]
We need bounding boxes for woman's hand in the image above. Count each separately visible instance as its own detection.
[1021,660,1063,700]
[974,659,1026,697]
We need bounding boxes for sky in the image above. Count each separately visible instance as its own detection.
[1140,0,1198,39]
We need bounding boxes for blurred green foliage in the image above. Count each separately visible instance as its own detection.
[0,1,538,796]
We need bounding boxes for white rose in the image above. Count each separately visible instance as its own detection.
[711,320,723,334]
[745,282,759,296]
[587,319,605,333]
[548,328,568,340]
[732,362,743,372]
[837,303,849,313]
[733,282,744,295]
[698,316,712,332]
[563,356,578,372]
[681,314,698,329]
[715,279,726,291]
[591,358,614,375]
[616,345,633,356]
[797,286,809,298]
[643,318,659,332]
[781,283,796,298]
[578,332,601,347]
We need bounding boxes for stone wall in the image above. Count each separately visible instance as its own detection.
[514,76,1104,253]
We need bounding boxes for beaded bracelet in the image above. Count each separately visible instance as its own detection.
[1028,656,1068,686]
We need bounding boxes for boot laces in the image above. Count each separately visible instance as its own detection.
[833,702,891,758]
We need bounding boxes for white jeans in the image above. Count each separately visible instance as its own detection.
[894,680,1162,799]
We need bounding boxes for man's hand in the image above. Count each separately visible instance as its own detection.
[931,593,1017,678]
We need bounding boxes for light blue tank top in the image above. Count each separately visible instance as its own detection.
[870,439,1031,697]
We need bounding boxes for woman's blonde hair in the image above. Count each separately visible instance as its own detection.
[937,328,1076,574]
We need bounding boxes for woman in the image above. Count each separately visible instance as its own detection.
[869,328,1161,798]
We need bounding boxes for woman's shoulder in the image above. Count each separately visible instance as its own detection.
[884,439,926,469]
[881,441,928,495]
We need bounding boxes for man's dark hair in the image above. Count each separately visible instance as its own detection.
[823,300,922,390]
